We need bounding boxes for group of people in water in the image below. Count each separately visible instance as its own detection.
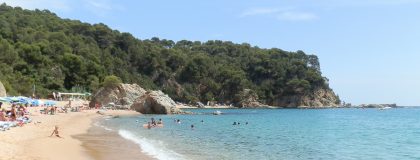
[143,118,198,130]
[233,121,248,125]
[145,118,164,129]
[142,117,249,130]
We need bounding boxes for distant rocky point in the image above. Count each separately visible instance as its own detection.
[237,87,340,108]
[357,104,398,108]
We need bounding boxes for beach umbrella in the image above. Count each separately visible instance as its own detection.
[0,97,9,103]
[9,97,20,102]
[18,97,30,104]
[44,100,57,106]
[31,99,41,106]
[38,100,44,106]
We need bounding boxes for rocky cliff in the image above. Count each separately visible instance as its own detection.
[271,87,340,108]
[91,83,186,114]
[236,89,269,108]
[89,84,146,108]
[237,87,339,108]
[0,81,6,97]
[131,90,185,114]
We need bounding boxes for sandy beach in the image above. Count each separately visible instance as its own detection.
[0,104,147,160]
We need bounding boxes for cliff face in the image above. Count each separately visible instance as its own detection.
[0,81,6,97]
[89,84,146,108]
[131,90,185,114]
[237,87,340,108]
[271,87,340,108]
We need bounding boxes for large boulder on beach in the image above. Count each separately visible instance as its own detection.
[89,83,146,109]
[130,90,184,114]
[0,81,6,97]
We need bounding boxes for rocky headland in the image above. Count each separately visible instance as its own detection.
[90,83,186,114]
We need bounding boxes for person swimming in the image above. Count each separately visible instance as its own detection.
[191,124,194,130]
[176,119,181,124]
[157,118,163,125]
[233,122,237,125]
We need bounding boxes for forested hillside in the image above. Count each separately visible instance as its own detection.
[0,4,339,107]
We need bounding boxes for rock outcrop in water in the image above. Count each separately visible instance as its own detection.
[272,88,340,108]
[0,81,6,97]
[130,90,185,114]
[358,103,397,108]
[89,83,146,109]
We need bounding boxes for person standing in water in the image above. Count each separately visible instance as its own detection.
[157,118,163,124]
[191,124,194,130]
[151,118,157,126]
[147,122,152,129]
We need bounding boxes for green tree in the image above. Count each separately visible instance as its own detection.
[102,75,122,88]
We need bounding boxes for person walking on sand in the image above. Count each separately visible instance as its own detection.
[50,126,63,138]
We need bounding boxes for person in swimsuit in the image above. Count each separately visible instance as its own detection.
[10,105,17,121]
[147,122,152,129]
[0,109,7,121]
[151,118,157,126]
[50,126,63,138]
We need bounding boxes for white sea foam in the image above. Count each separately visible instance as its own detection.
[118,129,185,160]
[93,122,113,131]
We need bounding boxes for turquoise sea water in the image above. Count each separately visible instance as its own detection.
[96,108,420,160]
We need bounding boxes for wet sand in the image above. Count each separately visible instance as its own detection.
[0,105,151,160]
[75,120,155,160]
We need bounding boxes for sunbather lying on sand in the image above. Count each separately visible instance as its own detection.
[49,126,63,138]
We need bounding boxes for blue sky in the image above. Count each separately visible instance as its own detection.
[2,0,420,105]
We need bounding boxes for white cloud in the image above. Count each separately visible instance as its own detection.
[240,7,317,21]
[277,11,318,21]
[88,1,112,10]
[319,0,420,8]
[0,0,124,17]
[240,8,280,17]
[84,0,124,17]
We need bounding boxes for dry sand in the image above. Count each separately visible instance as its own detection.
[0,103,143,160]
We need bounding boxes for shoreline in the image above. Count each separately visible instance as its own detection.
[0,107,150,160]
[75,116,155,160]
